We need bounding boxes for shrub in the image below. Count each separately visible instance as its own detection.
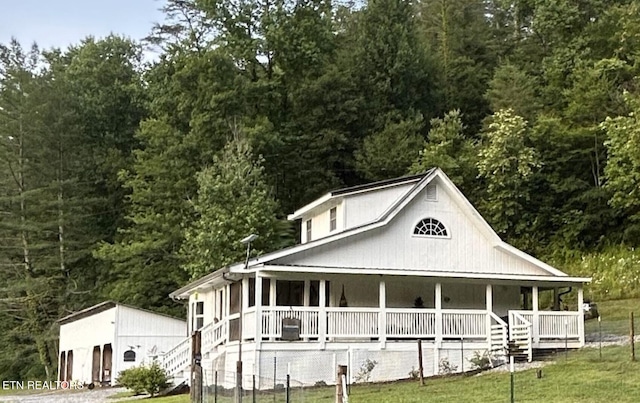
[354,359,378,383]
[438,358,458,375]
[116,362,170,397]
[468,350,492,370]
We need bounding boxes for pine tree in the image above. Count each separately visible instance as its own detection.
[181,137,292,279]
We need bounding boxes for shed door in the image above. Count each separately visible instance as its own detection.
[92,346,101,383]
[102,344,112,384]
[66,350,73,381]
[59,351,66,382]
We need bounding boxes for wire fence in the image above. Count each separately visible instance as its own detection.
[201,369,307,403]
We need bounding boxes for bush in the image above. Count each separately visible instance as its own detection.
[116,362,170,397]
[468,350,492,370]
[438,358,458,375]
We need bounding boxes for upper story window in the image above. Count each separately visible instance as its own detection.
[329,207,337,231]
[193,301,204,330]
[413,218,448,237]
[306,219,312,242]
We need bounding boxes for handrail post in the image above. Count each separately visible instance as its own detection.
[486,285,493,351]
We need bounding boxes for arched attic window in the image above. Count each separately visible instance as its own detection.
[413,218,448,237]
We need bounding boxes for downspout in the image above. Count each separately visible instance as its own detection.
[557,287,572,310]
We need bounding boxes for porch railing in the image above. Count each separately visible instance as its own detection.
[161,336,191,377]
[386,309,436,337]
[327,308,379,338]
[442,310,487,338]
[261,307,320,338]
[510,310,580,342]
[202,320,226,352]
[538,312,580,339]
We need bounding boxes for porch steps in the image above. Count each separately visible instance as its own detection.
[507,340,530,362]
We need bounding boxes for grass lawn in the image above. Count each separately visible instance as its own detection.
[131,344,640,403]
[584,298,640,336]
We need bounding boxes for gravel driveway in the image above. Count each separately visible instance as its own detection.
[0,387,145,403]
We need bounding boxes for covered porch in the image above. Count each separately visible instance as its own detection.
[191,267,587,361]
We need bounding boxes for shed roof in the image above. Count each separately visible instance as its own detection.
[57,300,185,326]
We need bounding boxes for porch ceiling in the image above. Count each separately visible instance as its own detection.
[257,264,590,287]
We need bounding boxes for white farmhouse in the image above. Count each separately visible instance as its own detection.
[57,301,186,386]
[162,168,590,387]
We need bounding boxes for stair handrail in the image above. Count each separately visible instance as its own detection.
[488,312,508,349]
[202,319,227,352]
[161,336,191,376]
[509,311,533,362]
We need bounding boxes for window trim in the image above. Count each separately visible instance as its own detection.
[412,217,450,239]
[329,207,337,231]
[193,301,205,330]
[306,219,312,242]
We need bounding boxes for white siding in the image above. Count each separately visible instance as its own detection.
[385,277,435,308]
[59,308,117,385]
[492,285,521,317]
[58,305,186,385]
[276,178,551,276]
[115,306,186,375]
[301,202,344,243]
[343,183,414,228]
[188,288,218,334]
[441,283,485,309]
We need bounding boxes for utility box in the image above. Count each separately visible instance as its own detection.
[281,318,301,341]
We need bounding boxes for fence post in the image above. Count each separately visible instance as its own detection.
[214,371,218,403]
[417,339,424,386]
[252,374,256,403]
[336,365,347,403]
[460,337,464,373]
[631,312,636,362]
[509,356,514,403]
[598,315,602,361]
[191,331,202,403]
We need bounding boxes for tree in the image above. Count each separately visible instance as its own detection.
[410,110,477,193]
[355,113,425,181]
[181,137,292,279]
[602,91,640,242]
[477,109,540,239]
[419,0,496,132]
[485,62,541,121]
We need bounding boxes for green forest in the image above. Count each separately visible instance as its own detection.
[2,0,640,381]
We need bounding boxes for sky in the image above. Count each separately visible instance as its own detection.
[0,0,165,51]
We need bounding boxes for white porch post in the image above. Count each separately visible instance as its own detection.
[242,277,249,342]
[379,279,387,348]
[434,282,442,374]
[225,285,230,342]
[269,279,276,341]
[532,286,539,346]
[303,280,311,341]
[486,284,493,350]
[255,273,263,349]
[319,280,326,349]
[578,285,585,346]
[304,280,311,306]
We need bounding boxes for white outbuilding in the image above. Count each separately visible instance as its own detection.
[57,301,186,386]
